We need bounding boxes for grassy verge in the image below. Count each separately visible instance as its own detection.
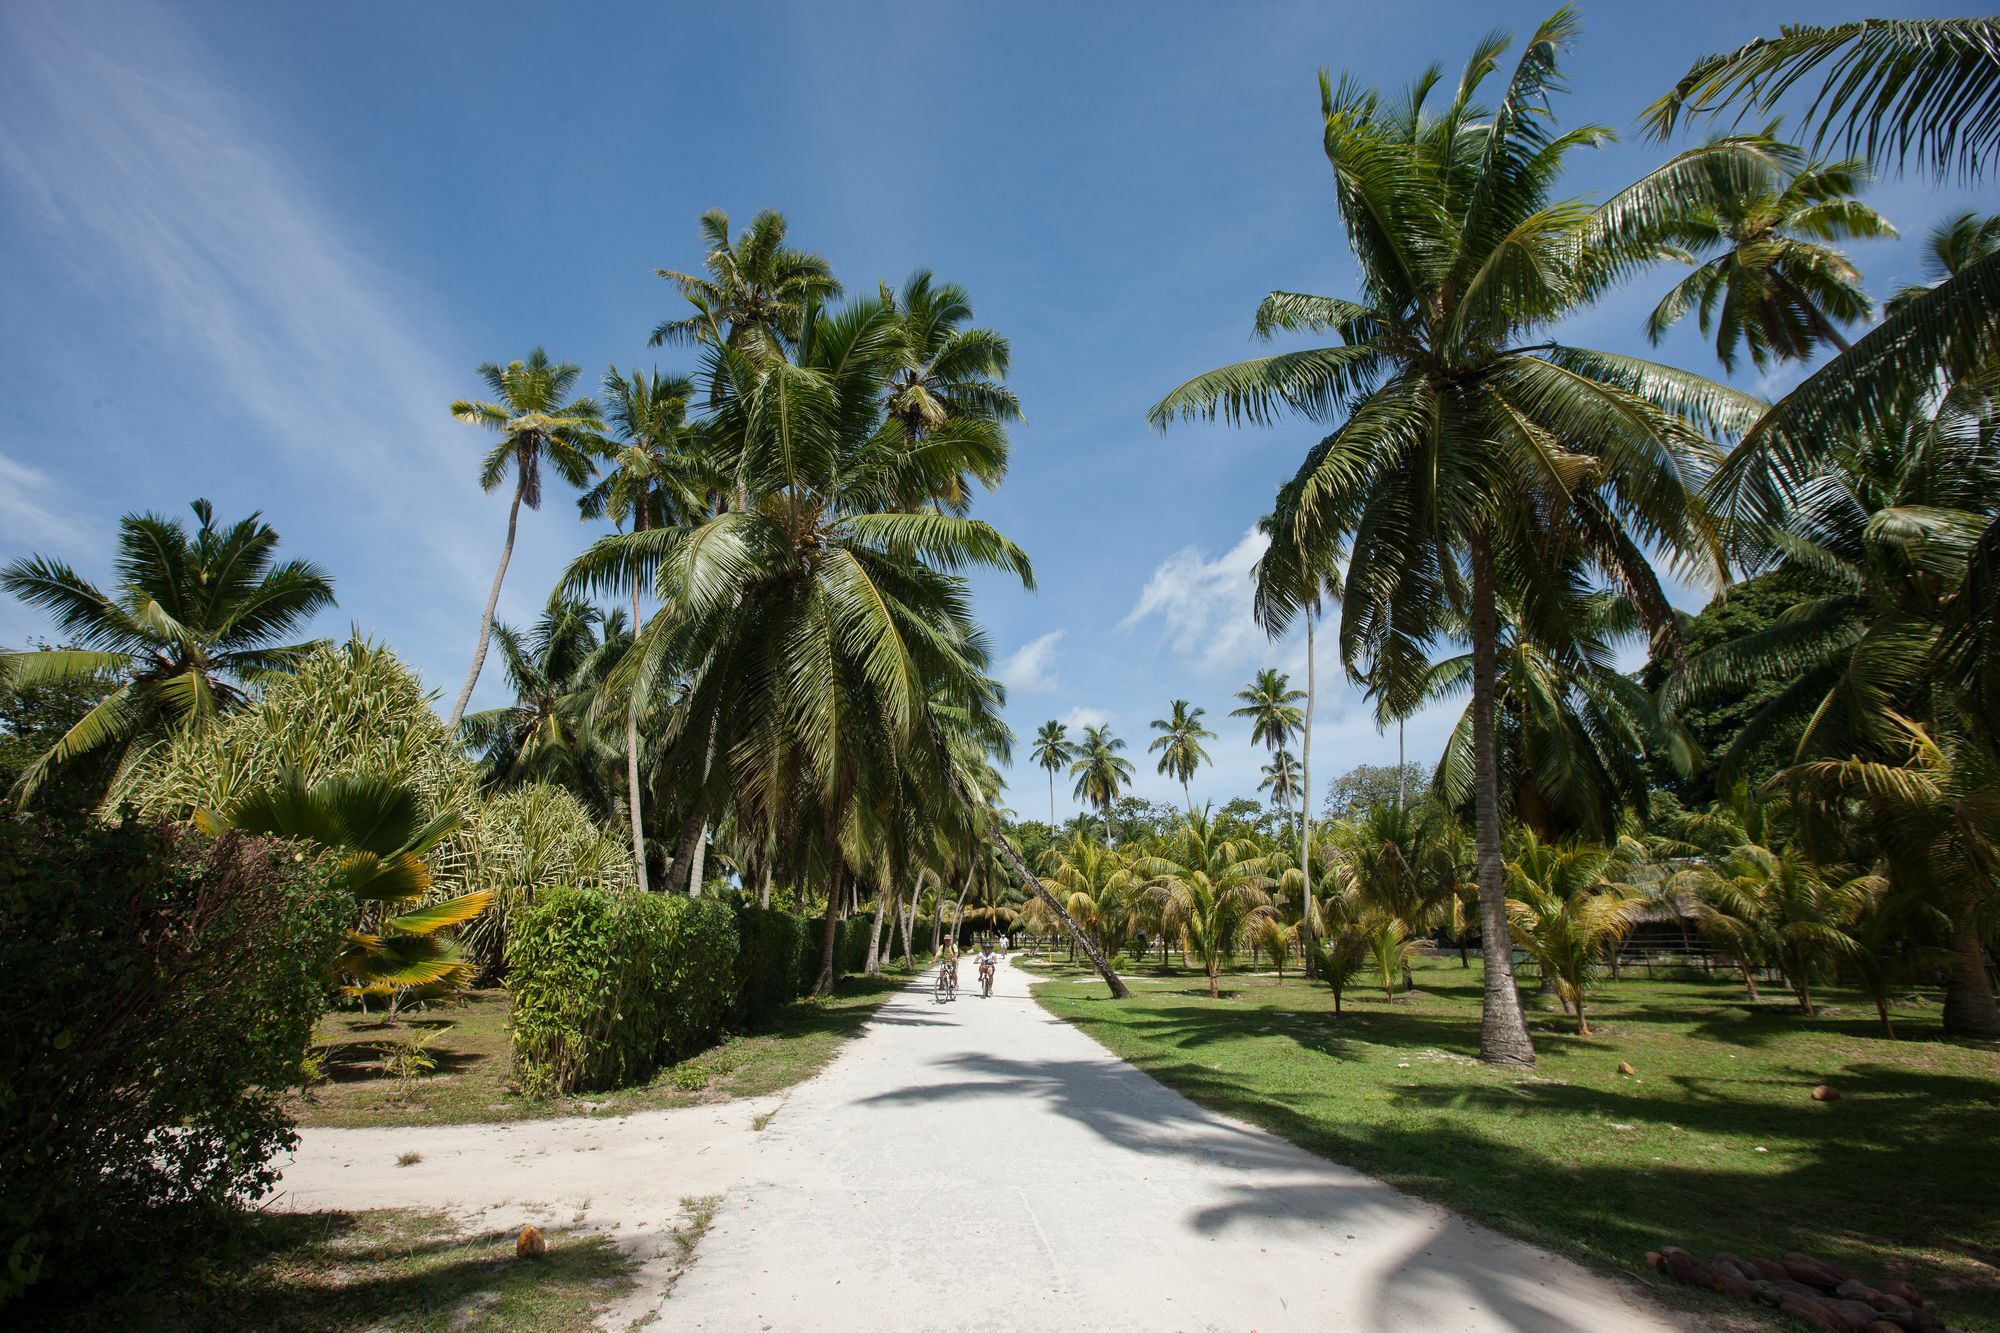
[34,1209,633,1331]
[1036,957,2000,1330]
[293,975,905,1128]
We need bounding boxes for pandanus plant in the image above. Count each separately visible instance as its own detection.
[201,769,491,1008]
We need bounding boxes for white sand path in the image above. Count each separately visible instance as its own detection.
[273,955,1684,1331]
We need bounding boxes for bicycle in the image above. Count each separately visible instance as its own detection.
[934,963,957,1003]
[978,963,994,998]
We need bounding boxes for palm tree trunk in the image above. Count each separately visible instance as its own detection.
[865,886,887,976]
[1301,607,1317,981]
[687,821,709,896]
[1942,914,2000,1036]
[898,888,916,969]
[759,862,773,909]
[1469,531,1536,1068]
[1398,719,1406,808]
[812,865,844,997]
[989,830,1130,999]
[448,485,522,729]
[626,561,650,894]
[1048,770,1056,827]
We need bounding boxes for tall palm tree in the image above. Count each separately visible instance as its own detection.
[1259,748,1301,812]
[1151,14,1753,1065]
[1069,724,1134,844]
[1030,720,1076,826]
[650,208,840,357]
[1148,699,1215,811]
[582,367,711,891]
[1136,807,1278,997]
[1646,150,1895,369]
[460,597,613,803]
[1232,669,1304,753]
[569,290,1032,992]
[447,349,602,729]
[1,500,333,803]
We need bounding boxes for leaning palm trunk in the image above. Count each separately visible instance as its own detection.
[1943,915,2000,1036]
[1470,534,1536,1067]
[448,485,522,729]
[989,831,1130,999]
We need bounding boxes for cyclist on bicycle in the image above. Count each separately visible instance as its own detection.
[976,940,998,997]
[938,941,960,1000]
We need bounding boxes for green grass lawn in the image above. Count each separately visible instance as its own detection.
[1036,957,2000,1330]
[34,1209,634,1331]
[293,974,905,1128]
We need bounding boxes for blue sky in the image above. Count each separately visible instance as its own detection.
[1,0,1989,821]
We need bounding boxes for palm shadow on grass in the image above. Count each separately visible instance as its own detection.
[1039,974,2000,1330]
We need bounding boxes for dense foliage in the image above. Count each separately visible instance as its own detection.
[0,814,344,1306]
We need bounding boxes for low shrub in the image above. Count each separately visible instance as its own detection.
[508,888,738,1096]
[0,812,346,1308]
[733,904,808,1021]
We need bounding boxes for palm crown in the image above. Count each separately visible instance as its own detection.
[1,499,333,802]
[1147,699,1214,809]
[650,208,842,357]
[1149,9,1759,1067]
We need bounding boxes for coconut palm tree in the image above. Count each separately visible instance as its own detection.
[1136,808,1278,997]
[0,500,334,803]
[1232,669,1304,753]
[1148,700,1215,812]
[1151,13,1753,1065]
[581,367,713,891]
[1670,388,2000,786]
[1503,831,1644,1035]
[879,270,1020,513]
[1682,841,1866,1017]
[1259,748,1301,813]
[1047,836,1141,957]
[569,291,1033,992]
[1793,713,2000,1035]
[1646,150,1895,370]
[649,208,840,357]
[1030,720,1077,826]
[459,597,613,804]
[1649,21,2000,551]
[447,349,602,729]
[1069,725,1134,843]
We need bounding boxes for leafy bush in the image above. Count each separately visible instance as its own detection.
[0,812,345,1307]
[508,888,737,1096]
[455,783,634,973]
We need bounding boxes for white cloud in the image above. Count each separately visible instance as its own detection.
[1062,706,1110,731]
[998,629,1064,696]
[0,0,512,700]
[0,452,78,551]
[1121,526,1288,674]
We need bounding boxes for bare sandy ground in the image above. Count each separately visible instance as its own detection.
[271,956,1686,1331]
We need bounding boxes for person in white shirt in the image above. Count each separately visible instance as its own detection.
[976,941,998,996]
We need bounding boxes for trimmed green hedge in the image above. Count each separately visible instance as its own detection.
[508,889,738,1096]
[510,888,898,1098]
[733,904,808,1022]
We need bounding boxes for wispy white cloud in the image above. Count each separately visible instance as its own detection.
[1122,527,1295,675]
[0,451,79,551]
[998,629,1064,695]
[0,0,522,701]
